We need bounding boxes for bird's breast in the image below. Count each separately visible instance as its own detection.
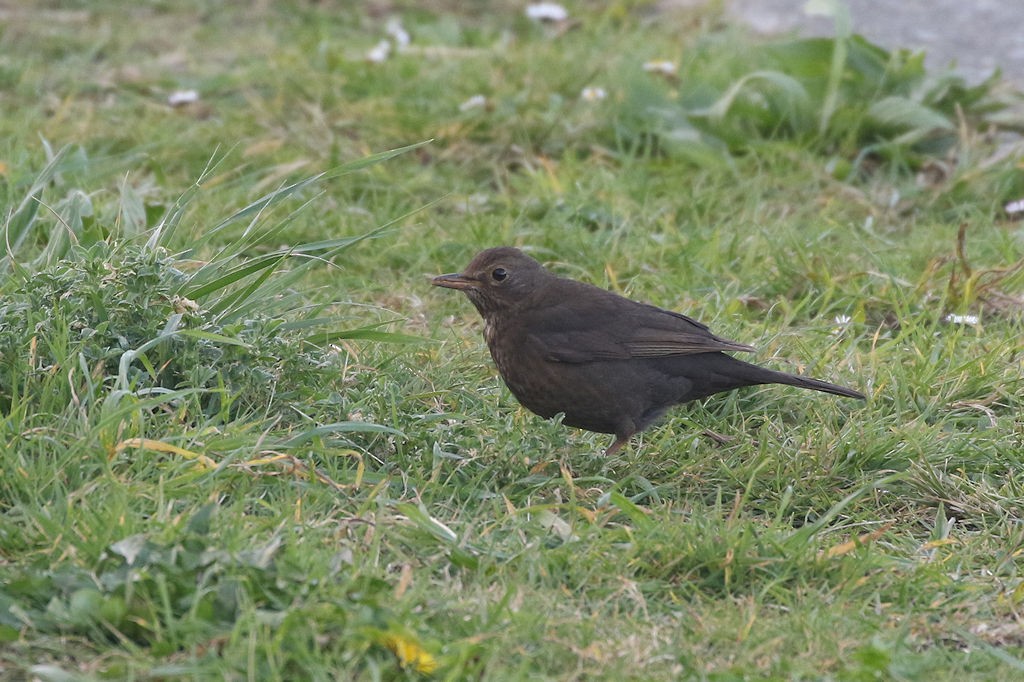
[482,320,529,382]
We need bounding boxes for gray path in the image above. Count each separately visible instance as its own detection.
[722,0,1024,87]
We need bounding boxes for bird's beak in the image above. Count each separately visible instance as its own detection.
[432,272,478,290]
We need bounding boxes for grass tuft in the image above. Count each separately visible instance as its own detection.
[0,2,1022,678]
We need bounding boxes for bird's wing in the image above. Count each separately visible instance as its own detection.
[525,297,755,364]
[625,307,755,356]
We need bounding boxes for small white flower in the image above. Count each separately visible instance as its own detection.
[366,40,391,63]
[831,314,853,335]
[581,86,607,102]
[642,59,678,76]
[526,2,568,22]
[459,94,488,111]
[386,18,410,48]
[167,89,199,106]
[452,193,490,213]
[945,313,979,326]
[1005,198,1024,215]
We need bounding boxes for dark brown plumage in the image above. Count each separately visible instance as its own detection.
[433,247,865,455]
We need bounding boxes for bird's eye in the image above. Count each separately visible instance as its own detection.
[491,267,508,282]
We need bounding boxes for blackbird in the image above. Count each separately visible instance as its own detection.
[433,247,865,455]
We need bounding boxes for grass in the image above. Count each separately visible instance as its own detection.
[1,1,1023,679]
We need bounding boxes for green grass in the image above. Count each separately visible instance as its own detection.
[1,1,1023,679]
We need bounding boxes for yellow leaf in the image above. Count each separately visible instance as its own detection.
[920,537,959,550]
[115,438,217,470]
[1012,581,1024,605]
[822,523,893,558]
[382,633,438,674]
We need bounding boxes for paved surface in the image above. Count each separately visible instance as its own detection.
[725,0,1024,87]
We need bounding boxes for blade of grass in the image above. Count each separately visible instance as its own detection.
[282,422,405,447]
[1,145,72,272]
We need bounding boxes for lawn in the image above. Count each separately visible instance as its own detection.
[1,1,1023,679]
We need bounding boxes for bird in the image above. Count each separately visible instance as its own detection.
[432,247,865,455]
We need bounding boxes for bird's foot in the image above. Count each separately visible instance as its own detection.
[604,434,632,456]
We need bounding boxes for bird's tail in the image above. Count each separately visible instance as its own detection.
[715,354,865,400]
[744,362,865,400]
[770,371,866,400]
[678,354,867,402]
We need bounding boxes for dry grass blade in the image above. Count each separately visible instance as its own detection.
[238,451,363,491]
[947,222,1024,314]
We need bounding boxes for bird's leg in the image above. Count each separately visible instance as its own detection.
[604,433,632,456]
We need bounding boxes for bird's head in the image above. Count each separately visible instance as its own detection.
[432,247,549,317]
